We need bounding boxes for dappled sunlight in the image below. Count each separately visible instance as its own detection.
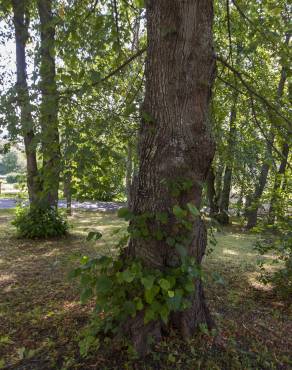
[0,273,16,284]
[1,209,290,369]
[41,300,81,319]
[42,248,63,258]
[61,300,81,312]
[223,248,239,256]
[247,271,273,292]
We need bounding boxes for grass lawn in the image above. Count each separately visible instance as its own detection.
[0,209,291,369]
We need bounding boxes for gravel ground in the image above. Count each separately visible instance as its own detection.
[0,198,123,212]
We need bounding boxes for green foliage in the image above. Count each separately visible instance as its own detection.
[0,151,17,174]
[0,150,25,175]
[73,202,203,356]
[74,254,199,356]
[255,216,292,301]
[162,177,193,197]
[86,231,103,241]
[5,172,25,184]
[12,206,68,239]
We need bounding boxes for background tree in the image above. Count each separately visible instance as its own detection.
[11,0,40,205]
[37,0,61,208]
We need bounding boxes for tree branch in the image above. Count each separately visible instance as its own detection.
[231,0,280,47]
[60,47,147,98]
[216,55,292,131]
[249,97,292,170]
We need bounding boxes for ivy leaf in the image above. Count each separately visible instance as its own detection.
[167,289,183,311]
[184,279,195,293]
[187,203,200,216]
[154,229,164,240]
[68,267,82,279]
[134,297,144,311]
[123,301,136,317]
[141,275,155,290]
[80,287,93,304]
[156,212,168,224]
[86,231,102,241]
[160,305,169,324]
[144,307,156,324]
[173,205,187,219]
[120,269,135,283]
[158,278,171,291]
[168,290,175,298]
[144,285,160,304]
[96,275,112,293]
[182,219,193,230]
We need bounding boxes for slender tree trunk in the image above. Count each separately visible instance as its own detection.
[246,59,288,229]
[268,142,289,224]
[218,90,238,225]
[12,0,40,205]
[64,170,72,215]
[236,186,243,217]
[124,0,215,355]
[215,162,223,206]
[126,141,133,207]
[37,0,61,208]
[245,129,274,229]
[206,166,219,216]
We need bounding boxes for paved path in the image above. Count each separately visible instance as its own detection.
[0,198,123,212]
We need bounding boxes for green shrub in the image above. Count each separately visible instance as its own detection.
[6,172,25,184]
[12,206,69,238]
[255,216,292,301]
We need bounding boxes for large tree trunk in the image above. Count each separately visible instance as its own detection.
[12,0,40,205]
[246,58,288,229]
[268,142,289,224]
[124,0,215,355]
[218,90,238,225]
[37,0,61,208]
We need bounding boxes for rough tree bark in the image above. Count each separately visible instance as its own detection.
[12,0,40,205]
[37,0,61,208]
[246,58,288,229]
[218,90,238,225]
[124,0,215,355]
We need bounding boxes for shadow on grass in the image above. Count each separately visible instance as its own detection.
[0,210,291,369]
